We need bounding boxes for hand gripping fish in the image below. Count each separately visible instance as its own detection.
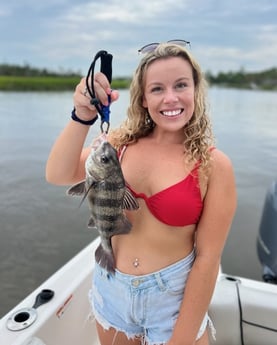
[67,140,139,273]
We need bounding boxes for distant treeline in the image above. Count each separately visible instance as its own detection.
[0,63,82,77]
[206,67,277,91]
[0,63,276,91]
[0,63,129,91]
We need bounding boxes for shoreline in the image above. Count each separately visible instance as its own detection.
[0,75,276,92]
[0,76,131,91]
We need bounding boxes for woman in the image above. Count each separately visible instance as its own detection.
[46,41,237,345]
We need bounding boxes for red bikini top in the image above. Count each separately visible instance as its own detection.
[119,146,203,227]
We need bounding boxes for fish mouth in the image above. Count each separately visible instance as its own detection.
[91,133,108,150]
[160,109,183,117]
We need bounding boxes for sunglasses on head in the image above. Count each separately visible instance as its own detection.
[138,39,191,54]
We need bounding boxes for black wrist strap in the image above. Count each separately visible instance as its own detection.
[71,108,98,126]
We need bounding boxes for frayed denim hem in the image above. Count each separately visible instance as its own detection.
[89,304,168,345]
[197,316,216,341]
[89,305,216,345]
[89,290,143,343]
[144,340,167,345]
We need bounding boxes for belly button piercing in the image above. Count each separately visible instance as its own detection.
[133,258,139,268]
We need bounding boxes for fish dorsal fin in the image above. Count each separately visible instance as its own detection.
[66,180,86,196]
[123,187,140,210]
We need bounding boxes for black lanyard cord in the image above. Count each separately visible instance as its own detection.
[85,50,113,132]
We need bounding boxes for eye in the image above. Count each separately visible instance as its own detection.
[150,86,163,93]
[100,154,109,164]
[175,82,187,90]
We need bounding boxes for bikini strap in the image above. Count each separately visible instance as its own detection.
[117,145,127,163]
[209,146,216,152]
[191,146,216,174]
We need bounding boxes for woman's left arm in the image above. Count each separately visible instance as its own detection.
[168,149,237,345]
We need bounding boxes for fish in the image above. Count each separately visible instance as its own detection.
[67,139,139,273]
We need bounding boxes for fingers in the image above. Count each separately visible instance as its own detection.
[110,89,119,102]
[78,74,119,105]
[75,79,95,110]
[73,73,119,122]
[73,79,97,121]
[92,72,113,106]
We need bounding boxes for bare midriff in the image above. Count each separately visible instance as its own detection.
[112,201,196,275]
[113,137,206,275]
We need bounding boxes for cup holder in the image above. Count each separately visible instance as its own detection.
[6,308,37,331]
[6,289,54,331]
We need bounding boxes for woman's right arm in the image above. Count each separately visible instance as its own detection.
[45,120,91,185]
[45,74,118,186]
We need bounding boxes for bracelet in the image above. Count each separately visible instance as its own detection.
[71,108,98,126]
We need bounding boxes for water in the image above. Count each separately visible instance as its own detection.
[0,88,277,317]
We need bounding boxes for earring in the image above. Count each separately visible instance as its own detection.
[145,113,154,128]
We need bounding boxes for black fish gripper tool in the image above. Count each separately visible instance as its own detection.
[85,50,113,134]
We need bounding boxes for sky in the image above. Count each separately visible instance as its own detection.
[0,0,276,77]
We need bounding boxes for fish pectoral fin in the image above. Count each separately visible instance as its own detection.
[88,216,97,228]
[123,188,140,210]
[66,181,86,196]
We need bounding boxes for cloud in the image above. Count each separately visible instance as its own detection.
[0,10,10,17]
[52,0,189,27]
[196,24,277,74]
[247,24,277,69]
[82,0,189,23]
[1,0,276,75]
[31,0,194,72]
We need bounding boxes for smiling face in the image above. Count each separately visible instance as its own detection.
[142,56,195,135]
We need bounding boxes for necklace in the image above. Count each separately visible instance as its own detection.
[133,258,139,268]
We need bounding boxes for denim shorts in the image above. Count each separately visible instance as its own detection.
[89,249,215,345]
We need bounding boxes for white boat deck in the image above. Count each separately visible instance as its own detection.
[1,237,277,345]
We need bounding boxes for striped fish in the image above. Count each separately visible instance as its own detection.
[67,140,139,273]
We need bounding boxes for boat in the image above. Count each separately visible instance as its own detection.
[1,181,277,345]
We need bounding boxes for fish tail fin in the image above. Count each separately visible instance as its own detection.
[95,244,115,273]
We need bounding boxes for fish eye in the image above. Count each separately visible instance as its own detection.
[100,154,109,164]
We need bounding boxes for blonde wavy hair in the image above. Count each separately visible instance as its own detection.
[110,43,214,172]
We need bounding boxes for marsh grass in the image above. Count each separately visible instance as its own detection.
[0,76,131,91]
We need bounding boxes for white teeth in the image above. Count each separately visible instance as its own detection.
[162,109,182,116]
